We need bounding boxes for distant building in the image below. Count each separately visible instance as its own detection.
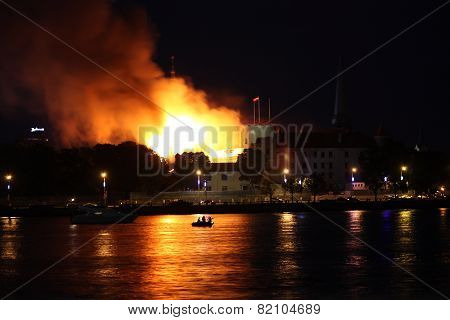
[300,129,373,190]
[205,162,250,192]
[347,181,367,191]
[22,127,49,145]
[300,61,372,190]
[251,61,374,191]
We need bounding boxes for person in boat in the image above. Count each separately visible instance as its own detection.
[202,216,206,222]
[197,217,201,223]
[208,216,212,223]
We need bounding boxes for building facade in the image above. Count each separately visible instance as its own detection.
[205,163,250,192]
[300,129,373,190]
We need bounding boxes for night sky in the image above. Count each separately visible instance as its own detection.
[1,0,449,150]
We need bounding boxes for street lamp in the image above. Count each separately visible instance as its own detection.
[400,166,407,181]
[196,170,202,204]
[282,168,289,202]
[100,172,107,206]
[196,170,202,191]
[351,167,357,182]
[5,174,12,206]
[283,168,289,183]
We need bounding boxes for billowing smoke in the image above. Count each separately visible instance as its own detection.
[0,0,242,150]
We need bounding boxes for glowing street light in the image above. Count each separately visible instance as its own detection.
[100,171,107,206]
[351,167,357,182]
[283,168,289,183]
[400,166,407,181]
[5,174,12,206]
[196,170,202,192]
[195,169,202,204]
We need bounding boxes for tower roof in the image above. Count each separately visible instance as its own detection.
[331,57,350,128]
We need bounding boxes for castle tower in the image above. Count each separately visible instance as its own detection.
[331,57,350,128]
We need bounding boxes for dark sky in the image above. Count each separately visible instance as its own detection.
[1,0,449,150]
[146,0,450,151]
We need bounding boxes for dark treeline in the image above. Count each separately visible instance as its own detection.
[0,141,211,201]
[0,139,448,203]
[359,140,449,199]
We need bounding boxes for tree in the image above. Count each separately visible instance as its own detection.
[410,150,448,196]
[304,173,326,202]
[260,178,276,203]
[360,147,387,201]
[366,176,384,201]
[237,148,265,191]
[359,142,411,200]
[282,176,302,203]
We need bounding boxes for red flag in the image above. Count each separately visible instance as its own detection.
[252,96,259,102]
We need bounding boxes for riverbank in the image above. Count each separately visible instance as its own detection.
[0,199,448,217]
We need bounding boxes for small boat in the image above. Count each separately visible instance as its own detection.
[71,205,137,225]
[192,217,214,227]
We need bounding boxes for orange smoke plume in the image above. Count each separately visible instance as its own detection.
[0,0,243,160]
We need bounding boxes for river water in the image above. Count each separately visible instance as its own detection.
[1,209,449,299]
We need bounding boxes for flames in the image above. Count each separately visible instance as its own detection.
[145,77,245,162]
[0,0,245,162]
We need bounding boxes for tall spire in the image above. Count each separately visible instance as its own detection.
[332,57,349,128]
[414,123,424,152]
[170,55,176,78]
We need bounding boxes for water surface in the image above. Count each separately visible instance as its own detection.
[1,209,449,299]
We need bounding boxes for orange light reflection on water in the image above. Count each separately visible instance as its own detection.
[395,210,416,265]
[0,218,21,261]
[345,210,366,268]
[140,215,253,299]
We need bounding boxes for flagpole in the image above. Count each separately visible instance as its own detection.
[253,100,256,124]
[258,98,261,123]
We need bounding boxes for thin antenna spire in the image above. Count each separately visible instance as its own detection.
[415,122,423,152]
[170,55,176,78]
[258,98,261,123]
[332,56,349,128]
[252,96,260,125]
[253,99,256,124]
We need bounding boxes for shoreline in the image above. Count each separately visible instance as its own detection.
[1,199,448,217]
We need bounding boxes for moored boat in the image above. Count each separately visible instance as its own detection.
[71,205,137,224]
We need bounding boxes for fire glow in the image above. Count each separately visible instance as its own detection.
[143,78,245,162]
[0,0,245,162]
